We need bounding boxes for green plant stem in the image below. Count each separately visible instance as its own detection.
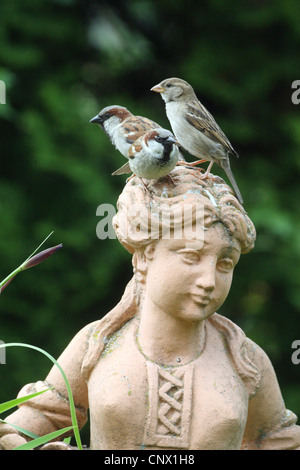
[0,266,22,290]
[0,342,82,450]
[23,231,54,264]
[0,231,54,290]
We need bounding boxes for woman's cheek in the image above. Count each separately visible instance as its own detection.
[215,273,233,303]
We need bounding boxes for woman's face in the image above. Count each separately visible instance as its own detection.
[143,223,241,323]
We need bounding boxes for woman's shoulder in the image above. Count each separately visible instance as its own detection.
[208,313,262,397]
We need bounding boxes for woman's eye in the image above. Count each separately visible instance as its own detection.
[217,258,234,273]
[178,250,200,264]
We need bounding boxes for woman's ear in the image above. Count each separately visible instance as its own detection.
[144,243,156,261]
[132,244,156,284]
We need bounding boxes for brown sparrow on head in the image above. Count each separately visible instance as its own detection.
[151,78,244,205]
[90,105,162,175]
[119,128,180,181]
[90,104,185,175]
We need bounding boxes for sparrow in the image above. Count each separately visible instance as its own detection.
[151,78,244,205]
[90,105,162,175]
[117,128,180,181]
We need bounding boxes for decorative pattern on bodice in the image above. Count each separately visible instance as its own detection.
[143,362,193,448]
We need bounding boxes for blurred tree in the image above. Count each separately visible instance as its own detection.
[0,0,300,445]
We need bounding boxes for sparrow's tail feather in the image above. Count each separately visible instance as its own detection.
[220,159,244,205]
[112,161,132,176]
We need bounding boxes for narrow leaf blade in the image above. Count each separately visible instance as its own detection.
[13,426,74,450]
[0,419,39,439]
[0,389,52,414]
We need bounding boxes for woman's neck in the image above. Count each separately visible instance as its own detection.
[137,294,206,366]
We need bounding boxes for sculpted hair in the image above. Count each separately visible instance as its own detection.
[113,167,256,255]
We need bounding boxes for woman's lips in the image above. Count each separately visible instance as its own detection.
[191,294,211,306]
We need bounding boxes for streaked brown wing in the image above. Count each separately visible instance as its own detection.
[128,141,143,159]
[185,100,238,157]
[124,116,161,144]
[136,116,161,129]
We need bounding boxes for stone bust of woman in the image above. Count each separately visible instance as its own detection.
[1,167,300,450]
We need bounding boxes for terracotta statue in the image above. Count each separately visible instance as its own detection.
[1,167,300,450]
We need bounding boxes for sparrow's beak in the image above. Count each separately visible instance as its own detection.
[150,84,165,93]
[167,136,177,145]
[167,136,181,147]
[89,115,102,124]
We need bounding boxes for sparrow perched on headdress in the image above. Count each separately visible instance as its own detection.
[151,78,244,205]
[118,128,180,180]
[90,105,162,175]
[90,104,186,176]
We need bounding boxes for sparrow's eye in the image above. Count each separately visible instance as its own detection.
[155,136,164,143]
[166,83,173,88]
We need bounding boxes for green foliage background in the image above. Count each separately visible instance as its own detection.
[1,0,300,445]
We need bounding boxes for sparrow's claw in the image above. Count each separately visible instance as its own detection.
[176,160,206,174]
[139,178,153,197]
[166,174,179,185]
[126,174,135,183]
[190,166,205,174]
[177,159,207,167]
[199,161,214,180]
[176,159,207,172]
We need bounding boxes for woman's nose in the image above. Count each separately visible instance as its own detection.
[196,259,216,292]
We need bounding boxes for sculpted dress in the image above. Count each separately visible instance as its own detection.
[1,280,300,450]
